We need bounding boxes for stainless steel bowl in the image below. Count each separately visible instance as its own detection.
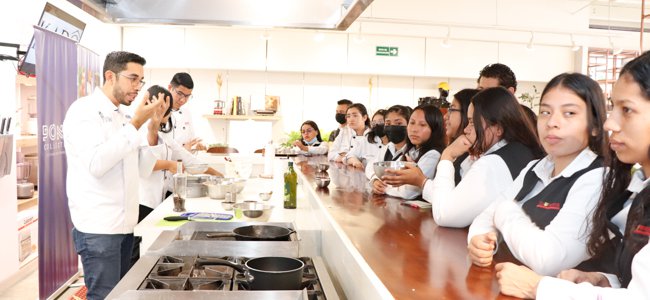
[233,202,272,219]
[259,191,273,201]
[186,182,207,198]
[221,201,235,211]
[373,161,417,178]
[204,177,232,199]
[185,163,208,175]
[225,178,246,194]
[315,177,330,188]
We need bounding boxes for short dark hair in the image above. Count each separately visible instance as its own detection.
[451,89,479,140]
[147,85,174,133]
[367,109,388,143]
[337,99,353,106]
[102,51,146,83]
[170,72,194,89]
[469,87,542,157]
[478,63,517,91]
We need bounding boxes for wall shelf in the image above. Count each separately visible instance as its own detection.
[16,135,37,148]
[17,192,38,212]
[202,114,281,121]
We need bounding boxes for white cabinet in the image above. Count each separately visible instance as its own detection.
[348,35,426,76]
[266,31,348,73]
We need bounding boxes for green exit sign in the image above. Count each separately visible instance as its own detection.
[376,46,398,57]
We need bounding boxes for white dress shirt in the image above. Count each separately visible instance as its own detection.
[328,126,360,161]
[468,148,604,276]
[299,139,329,155]
[63,88,156,234]
[345,134,385,167]
[423,139,513,228]
[384,148,441,200]
[536,241,650,300]
[139,131,202,209]
[161,106,195,147]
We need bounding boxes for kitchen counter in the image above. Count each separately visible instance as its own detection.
[134,156,521,299]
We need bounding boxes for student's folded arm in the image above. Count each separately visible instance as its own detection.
[495,169,605,276]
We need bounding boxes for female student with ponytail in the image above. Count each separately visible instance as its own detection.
[467,73,609,277]
[493,51,650,300]
[346,109,388,168]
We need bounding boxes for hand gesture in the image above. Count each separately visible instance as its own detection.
[557,269,611,287]
[131,91,169,129]
[371,178,387,194]
[184,138,206,152]
[149,92,169,127]
[495,262,541,299]
[382,163,424,187]
[441,134,472,161]
[292,140,307,151]
[468,231,497,267]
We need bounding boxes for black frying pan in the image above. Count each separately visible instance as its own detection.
[205,225,294,241]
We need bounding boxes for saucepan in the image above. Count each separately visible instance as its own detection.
[204,225,294,241]
[195,256,304,290]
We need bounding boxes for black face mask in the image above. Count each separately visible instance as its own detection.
[335,113,347,124]
[384,125,407,144]
[372,124,386,137]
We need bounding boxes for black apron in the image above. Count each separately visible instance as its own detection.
[514,157,603,229]
[452,152,469,185]
[489,142,536,179]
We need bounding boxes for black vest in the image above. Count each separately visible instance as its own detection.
[489,142,536,179]
[453,152,469,185]
[514,157,603,229]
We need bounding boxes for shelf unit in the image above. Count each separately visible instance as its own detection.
[17,192,38,212]
[587,48,639,107]
[202,114,281,121]
[16,135,37,148]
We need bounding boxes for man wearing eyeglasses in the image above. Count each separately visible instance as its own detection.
[163,72,206,151]
[63,51,169,300]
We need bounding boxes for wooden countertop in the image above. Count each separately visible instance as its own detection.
[294,157,521,300]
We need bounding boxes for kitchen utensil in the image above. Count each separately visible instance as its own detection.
[316,163,329,172]
[0,118,5,134]
[233,202,271,218]
[185,163,208,175]
[4,117,10,133]
[204,225,294,241]
[195,256,304,290]
[373,161,417,178]
[16,162,34,199]
[186,182,206,198]
[163,212,233,222]
[315,177,330,188]
[204,177,232,199]
[258,191,272,201]
[221,201,235,211]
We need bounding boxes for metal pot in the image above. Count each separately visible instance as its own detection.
[195,256,304,290]
[204,177,231,199]
[204,225,294,241]
[186,182,206,198]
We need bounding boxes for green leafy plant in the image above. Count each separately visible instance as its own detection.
[518,85,540,109]
[281,131,302,148]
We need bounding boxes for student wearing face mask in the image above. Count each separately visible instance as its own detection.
[328,99,353,142]
[365,106,411,181]
[292,120,328,155]
[328,103,370,162]
[373,105,446,199]
[384,87,544,227]
[346,109,388,168]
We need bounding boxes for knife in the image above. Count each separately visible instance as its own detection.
[5,117,10,133]
[0,118,5,134]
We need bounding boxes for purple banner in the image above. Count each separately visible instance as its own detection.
[34,27,79,300]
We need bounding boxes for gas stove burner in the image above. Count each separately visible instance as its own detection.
[140,278,228,291]
[189,231,293,241]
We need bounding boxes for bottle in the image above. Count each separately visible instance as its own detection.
[283,161,297,209]
[172,160,187,212]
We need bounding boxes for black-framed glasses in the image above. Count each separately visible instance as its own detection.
[448,108,462,113]
[118,73,145,88]
[173,88,193,101]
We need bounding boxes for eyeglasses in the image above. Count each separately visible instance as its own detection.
[118,73,145,88]
[173,88,193,101]
[301,128,314,134]
[448,108,462,113]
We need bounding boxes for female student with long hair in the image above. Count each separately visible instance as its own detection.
[491,51,650,300]
[292,120,328,155]
[446,88,479,184]
[365,105,411,179]
[328,103,370,162]
[347,109,388,168]
[371,104,445,199]
[467,73,609,277]
[384,87,544,227]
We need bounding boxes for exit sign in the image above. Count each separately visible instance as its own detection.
[376,46,398,57]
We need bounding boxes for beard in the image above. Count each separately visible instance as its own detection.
[112,84,131,106]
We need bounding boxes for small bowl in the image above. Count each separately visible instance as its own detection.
[373,161,417,178]
[259,191,273,201]
[226,178,247,194]
[316,163,329,172]
[315,177,330,188]
[185,163,208,175]
[233,202,272,219]
[221,201,235,211]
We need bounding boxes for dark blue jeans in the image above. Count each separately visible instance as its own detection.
[72,228,134,300]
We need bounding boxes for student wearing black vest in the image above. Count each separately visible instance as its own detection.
[493,51,650,299]
[365,105,411,181]
[445,89,479,184]
[468,73,609,277]
[370,105,445,200]
[384,87,544,227]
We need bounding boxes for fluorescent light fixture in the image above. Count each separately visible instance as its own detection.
[526,32,535,51]
[441,27,451,48]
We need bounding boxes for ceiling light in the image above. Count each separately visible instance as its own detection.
[313,31,325,42]
[526,32,535,51]
[441,27,451,48]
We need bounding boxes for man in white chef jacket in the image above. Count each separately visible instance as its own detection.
[63,51,168,300]
[163,72,205,151]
